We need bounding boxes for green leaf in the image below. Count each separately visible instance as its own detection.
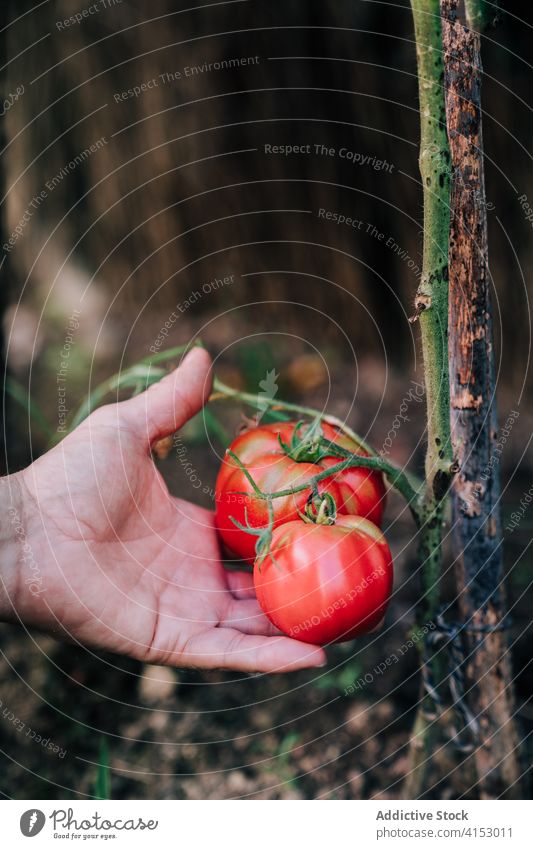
[68,365,166,431]
[140,341,202,367]
[277,731,300,765]
[314,662,362,693]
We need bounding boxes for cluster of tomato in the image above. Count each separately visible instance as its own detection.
[215,420,393,645]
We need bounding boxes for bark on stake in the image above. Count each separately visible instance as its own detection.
[442,0,524,799]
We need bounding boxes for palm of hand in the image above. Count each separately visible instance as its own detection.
[16,351,325,672]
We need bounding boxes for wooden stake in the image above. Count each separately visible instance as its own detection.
[442,0,524,798]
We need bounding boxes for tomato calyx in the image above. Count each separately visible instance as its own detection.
[277,417,332,464]
[300,491,338,526]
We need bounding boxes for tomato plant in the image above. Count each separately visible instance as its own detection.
[253,514,393,644]
[215,420,386,563]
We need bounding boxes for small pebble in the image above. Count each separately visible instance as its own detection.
[138,664,176,702]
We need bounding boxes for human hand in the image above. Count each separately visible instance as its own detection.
[3,348,326,672]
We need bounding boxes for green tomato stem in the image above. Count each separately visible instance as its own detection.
[212,376,373,455]
[403,0,454,800]
[214,378,421,518]
[226,438,422,526]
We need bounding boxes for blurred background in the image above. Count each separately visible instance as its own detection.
[0,0,531,799]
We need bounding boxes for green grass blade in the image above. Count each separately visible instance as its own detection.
[5,377,54,440]
[94,736,111,800]
[203,407,230,446]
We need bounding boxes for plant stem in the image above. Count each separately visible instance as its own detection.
[230,443,421,521]
[411,0,453,612]
[411,1,453,499]
[404,0,453,799]
[212,377,373,455]
[320,440,422,518]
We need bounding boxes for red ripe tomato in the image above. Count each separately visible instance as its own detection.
[254,515,393,645]
[215,420,386,563]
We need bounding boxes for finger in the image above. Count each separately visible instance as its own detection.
[170,628,327,672]
[226,570,256,599]
[221,598,282,636]
[119,347,212,444]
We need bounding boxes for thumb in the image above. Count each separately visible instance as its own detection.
[119,347,212,444]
